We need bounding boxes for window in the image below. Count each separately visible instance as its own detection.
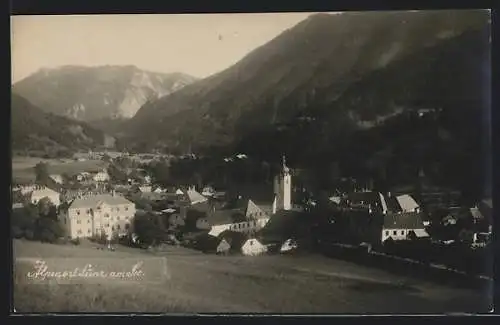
[401,230,405,235]
[385,231,389,236]
[250,240,253,246]
[87,209,91,214]
[117,225,121,230]
[117,207,120,212]
[125,216,129,220]
[393,230,397,235]
[76,210,80,215]
[125,207,129,211]
[111,226,115,231]
[87,219,91,224]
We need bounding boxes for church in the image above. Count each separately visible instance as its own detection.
[272,155,301,214]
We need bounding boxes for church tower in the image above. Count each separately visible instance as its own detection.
[273,155,292,214]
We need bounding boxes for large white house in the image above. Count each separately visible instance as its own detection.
[30,187,61,206]
[58,193,136,239]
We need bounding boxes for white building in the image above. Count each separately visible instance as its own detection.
[381,212,429,243]
[272,155,292,214]
[202,186,215,197]
[30,187,61,206]
[93,170,110,182]
[139,185,152,193]
[208,199,270,237]
[58,193,136,239]
[241,238,267,256]
[16,184,37,195]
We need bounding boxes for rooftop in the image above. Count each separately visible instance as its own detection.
[69,194,133,209]
[383,212,425,229]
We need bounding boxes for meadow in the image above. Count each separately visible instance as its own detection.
[12,156,107,183]
[13,239,490,314]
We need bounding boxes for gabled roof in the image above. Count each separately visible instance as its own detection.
[395,194,419,212]
[383,212,425,229]
[69,194,133,209]
[385,196,403,213]
[245,199,268,219]
[187,188,208,204]
[348,191,387,213]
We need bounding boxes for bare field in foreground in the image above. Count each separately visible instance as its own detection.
[13,239,491,314]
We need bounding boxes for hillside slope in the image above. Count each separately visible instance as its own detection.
[11,94,115,154]
[126,10,489,152]
[12,65,197,121]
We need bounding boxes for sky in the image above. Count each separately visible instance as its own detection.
[11,13,316,83]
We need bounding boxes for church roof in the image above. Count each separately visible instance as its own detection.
[245,199,268,219]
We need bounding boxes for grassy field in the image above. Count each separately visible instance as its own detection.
[13,239,491,314]
[12,156,107,183]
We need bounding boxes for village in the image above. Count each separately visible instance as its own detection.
[11,149,492,278]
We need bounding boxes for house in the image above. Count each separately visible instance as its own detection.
[216,239,231,255]
[153,186,167,194]
[394,194,420,213]
[280,238,298,253]
[241,238,268,256]
[76,172,92,182]
[202,186,215,197]
[346,191,388,214]
[58,193,136,239]
[49,174,64,185]
[30,187,61,206]
[207,199,270,237]
[12,203,24,210]
[186,186,208,205]
[16,184,37,195]
[381,212,429,243]
[139,185,152,193]
[93,170,110,182]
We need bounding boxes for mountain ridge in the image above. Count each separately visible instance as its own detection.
[11,93,115,155]
[125,10,489,152]
[12,65,198,122]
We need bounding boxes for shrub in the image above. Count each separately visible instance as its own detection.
[71,238,81,245]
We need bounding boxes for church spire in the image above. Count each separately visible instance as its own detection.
[282,154,289,174]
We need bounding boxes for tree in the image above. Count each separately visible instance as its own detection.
[37,197,57,220]
[34,216,64,243]
[133,213,165,246]
[34,162,49,182]
[108,164,128,184]
[12,205,38,239]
